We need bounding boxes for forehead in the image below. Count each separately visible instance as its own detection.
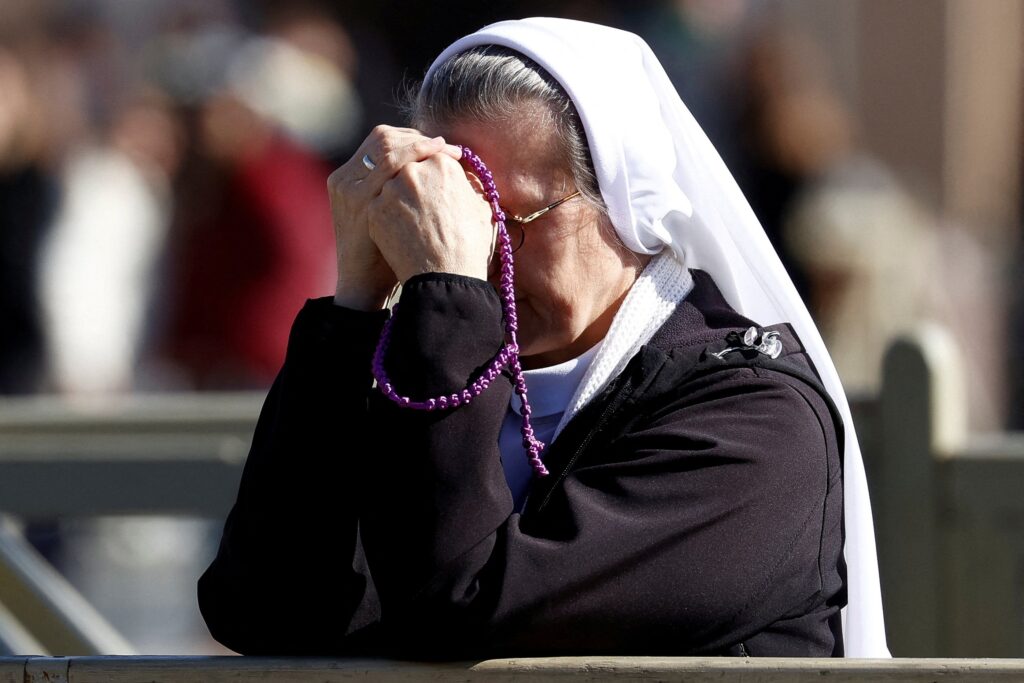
[430,109,572,204]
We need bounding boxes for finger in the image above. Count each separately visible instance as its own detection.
[364,124,436,158]
[358,137,452,197]
[375,136,449,175]
[328,127,432,192]
[377,126,424,136]
[440,141,462,160]
[369,126,458,147]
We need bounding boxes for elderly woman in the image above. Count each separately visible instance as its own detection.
[199,18,887,658]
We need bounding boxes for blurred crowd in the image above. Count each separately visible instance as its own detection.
[0,0,1019,653]
[0,0,351,395]
[1,0,1016,418]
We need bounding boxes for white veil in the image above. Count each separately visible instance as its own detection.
[426,17,889,658]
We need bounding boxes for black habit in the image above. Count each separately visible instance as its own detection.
[198,270,846,657]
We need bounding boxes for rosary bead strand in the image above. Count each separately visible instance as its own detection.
[371,145,548,477]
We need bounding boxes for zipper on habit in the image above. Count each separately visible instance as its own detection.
[534,374,636,513]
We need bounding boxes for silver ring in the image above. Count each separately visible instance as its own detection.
[361,154,376,171]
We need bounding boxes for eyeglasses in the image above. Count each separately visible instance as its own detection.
[501,190,581,253]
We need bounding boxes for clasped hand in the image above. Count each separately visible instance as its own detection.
[328,125,494,311]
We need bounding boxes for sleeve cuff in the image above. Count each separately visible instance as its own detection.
[286,296,390,367]
[378,273,505,398]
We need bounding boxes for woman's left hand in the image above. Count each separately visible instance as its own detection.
[367,151,494,283]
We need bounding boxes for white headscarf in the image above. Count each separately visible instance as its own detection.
[426,17,889,658]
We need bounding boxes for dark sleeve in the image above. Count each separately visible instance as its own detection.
[358,276,842,656]
[198,297,389,655]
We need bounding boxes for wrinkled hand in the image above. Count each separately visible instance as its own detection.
[327,126,463,310]
[367,149,493,284]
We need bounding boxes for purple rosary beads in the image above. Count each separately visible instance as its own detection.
[371,145,549,478]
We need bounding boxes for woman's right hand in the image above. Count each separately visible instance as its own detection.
[328,126,461,310]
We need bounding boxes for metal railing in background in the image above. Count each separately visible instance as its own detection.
[0,391,263,655]
[0,519,134,656]
[0,392,262,519]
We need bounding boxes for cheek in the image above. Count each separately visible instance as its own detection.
[508,233,598,344]
[511,253,556,307]
[514,265,581,335]
[513,235,569,290]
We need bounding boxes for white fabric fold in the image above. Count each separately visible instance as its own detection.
[427,17,889,657]
[555,251,691,436]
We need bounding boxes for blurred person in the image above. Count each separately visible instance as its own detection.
[200,18,887,657]
[1008,91,1024,430]
[730,29,939,398]
[732,27,1007,427]
[620,0,750,156]
[0,46,57,394]
[38,90,184,393]
[153,25,353,388]
[730,27,837,301]
[250,2,363,159]
[3,1,187,394]
[784,160,934,396]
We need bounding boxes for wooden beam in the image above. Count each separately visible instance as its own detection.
[4,656,1024,682]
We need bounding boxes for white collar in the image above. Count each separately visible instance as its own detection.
[510,341,601,418]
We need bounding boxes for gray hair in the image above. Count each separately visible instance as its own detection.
[408,46,605,213]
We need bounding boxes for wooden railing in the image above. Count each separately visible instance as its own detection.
[869,326,1024,657]
[4,655,1024,681]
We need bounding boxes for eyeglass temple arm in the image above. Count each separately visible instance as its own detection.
[509,191,582,224]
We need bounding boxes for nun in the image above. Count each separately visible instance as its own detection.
[199,17,888,659]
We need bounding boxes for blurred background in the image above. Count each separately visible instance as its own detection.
[0,0,1022,658]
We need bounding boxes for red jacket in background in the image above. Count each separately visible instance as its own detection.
[168,135,336,389]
